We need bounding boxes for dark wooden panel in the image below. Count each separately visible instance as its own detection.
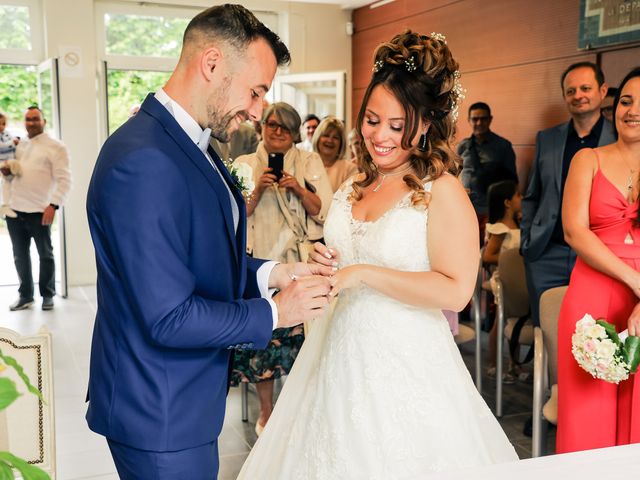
[601,46,640,89]
[454,54,596,146]
[352,88,366,126]
[352,0,581,87]
[353,0,407,32]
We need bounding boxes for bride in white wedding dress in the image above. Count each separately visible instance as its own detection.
[238,30,518,479]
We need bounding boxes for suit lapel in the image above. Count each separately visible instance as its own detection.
[554,123,570,194]
[598,120,615,146]
[206,147,250,293]
[140,94,239,268]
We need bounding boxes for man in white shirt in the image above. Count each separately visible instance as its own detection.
[5,106,71,311]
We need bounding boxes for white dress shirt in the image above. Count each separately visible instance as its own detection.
[154,89,279,329]
[10,132,72,213]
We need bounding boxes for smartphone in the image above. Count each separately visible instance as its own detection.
[268,152,284,181]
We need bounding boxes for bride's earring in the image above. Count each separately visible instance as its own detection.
[417,133,428,152]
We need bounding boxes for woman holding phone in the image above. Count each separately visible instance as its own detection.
[231,102,333,435]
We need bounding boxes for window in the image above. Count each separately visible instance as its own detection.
[0,0,43,65]
[0,64,37,134]
[95,2,281,135]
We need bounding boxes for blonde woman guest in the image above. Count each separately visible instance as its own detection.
[313,116,359,192]
[231,102,333,435]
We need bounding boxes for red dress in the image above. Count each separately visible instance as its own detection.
[557,162,640,453]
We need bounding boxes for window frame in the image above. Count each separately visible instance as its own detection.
[0,0,44,65]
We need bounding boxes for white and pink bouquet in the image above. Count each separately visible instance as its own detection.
[571,314,640,384]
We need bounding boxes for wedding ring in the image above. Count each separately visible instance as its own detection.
[288,273,298,281]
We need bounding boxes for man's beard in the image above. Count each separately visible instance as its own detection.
[206,76,248,143]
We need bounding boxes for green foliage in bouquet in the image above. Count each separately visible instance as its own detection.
[0,348,49,480]
[596,320,640,373]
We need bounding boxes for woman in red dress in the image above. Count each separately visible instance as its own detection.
[558,67,640,453]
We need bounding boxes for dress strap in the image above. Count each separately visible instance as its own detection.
[593,148,601,170]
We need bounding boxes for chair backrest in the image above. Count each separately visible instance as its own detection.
[0,327,56,478]
[497,248,529,319]
[539,286,568,385]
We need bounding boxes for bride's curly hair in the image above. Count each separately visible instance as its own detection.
[352,30,462,207]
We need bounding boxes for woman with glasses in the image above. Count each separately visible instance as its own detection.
[230,102,333,436]
[312,116,359,192]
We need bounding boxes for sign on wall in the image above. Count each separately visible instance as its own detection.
[579,0,640,49]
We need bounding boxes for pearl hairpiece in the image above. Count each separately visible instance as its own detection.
[430,32,447,43]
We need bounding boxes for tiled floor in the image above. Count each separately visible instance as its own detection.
[0,284,554,479]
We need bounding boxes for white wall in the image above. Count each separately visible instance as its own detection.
[38,0,352,286]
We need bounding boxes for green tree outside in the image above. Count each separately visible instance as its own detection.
[107,70,171,134]
[0,65,38,130]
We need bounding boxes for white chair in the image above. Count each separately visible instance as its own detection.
[494,248,533,417]
[0,326,55,478]
[470,254,490,393]
[532,285,567,457]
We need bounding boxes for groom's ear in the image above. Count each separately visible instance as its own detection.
[201,46,223,80]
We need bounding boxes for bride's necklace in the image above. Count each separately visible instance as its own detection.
[372,164,413,192]
[618,145,639,193]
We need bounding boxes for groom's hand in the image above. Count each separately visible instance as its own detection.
[269,262,334,291]
[273,275,331,328]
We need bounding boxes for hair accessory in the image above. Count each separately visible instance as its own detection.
[451,70,465,121]
[404,56,417,72]
[373,60,384,73]
[418,133,428,152]
[430,32,447,43]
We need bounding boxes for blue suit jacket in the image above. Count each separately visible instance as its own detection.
[521,119,615,261]
[86,94,273,451]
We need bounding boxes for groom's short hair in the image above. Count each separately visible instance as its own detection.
[183,4,290,67]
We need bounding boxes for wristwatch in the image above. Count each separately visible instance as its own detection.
[49,203,59,210]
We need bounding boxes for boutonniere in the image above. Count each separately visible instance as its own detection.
[224,160,255,199]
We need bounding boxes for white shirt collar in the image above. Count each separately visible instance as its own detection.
[155,89,211,153]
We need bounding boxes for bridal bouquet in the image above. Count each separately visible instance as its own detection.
[224,160,255,199]
[572,314,640,384]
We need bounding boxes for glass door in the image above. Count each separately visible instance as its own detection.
[37,58,68,298]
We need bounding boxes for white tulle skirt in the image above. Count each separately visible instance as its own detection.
[237,289,518,479]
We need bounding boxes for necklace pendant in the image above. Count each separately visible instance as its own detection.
[373,175,385,192]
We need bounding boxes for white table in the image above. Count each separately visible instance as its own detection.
[422,443,640,479]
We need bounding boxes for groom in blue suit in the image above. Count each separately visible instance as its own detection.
[86,5,331,478]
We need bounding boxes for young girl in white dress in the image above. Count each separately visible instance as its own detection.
[238,30,518,479]
[482,180,521,382]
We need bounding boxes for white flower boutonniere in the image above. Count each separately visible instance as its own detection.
[225,160,255,199]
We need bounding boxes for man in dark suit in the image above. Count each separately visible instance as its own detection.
[86,5,331,478]
[521,62,614,326]
[458,101,517,244]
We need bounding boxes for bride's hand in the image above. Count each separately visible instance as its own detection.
[328,265,364,298]
[308,242,340,270]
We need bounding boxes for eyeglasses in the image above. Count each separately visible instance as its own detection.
[264,120,291,135]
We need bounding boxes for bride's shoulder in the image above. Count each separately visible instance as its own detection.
[429,173,468,203]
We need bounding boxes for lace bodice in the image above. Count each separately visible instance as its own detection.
[325,179,432,272]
